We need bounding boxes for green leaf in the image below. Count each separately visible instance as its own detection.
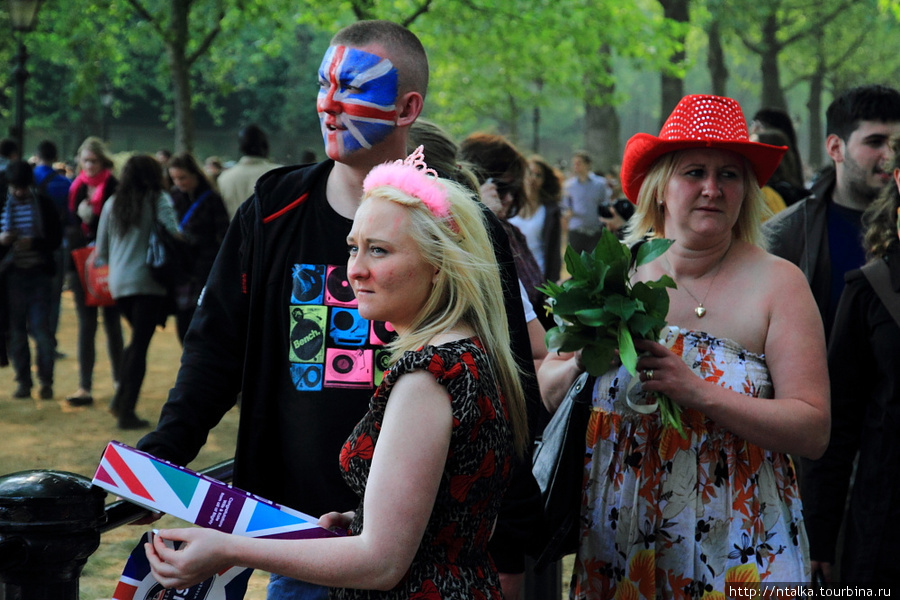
[635,238,675,266]
[643,274,677,290]
[658,395,686,438]
[553,287,596,316]
[581,338,619,376]
[573,307,614,327]
[604,295,637,321]
[592,229,631,266]
[545,327,596,354]
[626,312,665,339]
[618,323,638,375]
[587,260,612,291]
[536,280,564,298]
[631,281,672,320]
[564,245,590,280]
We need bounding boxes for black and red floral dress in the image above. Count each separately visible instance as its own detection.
[332,337,514,600]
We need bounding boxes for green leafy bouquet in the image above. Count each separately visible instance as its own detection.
[538,229,686,436]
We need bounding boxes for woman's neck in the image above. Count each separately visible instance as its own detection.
[663,236,735,281]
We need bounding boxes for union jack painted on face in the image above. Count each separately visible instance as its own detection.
[317,45,399,160]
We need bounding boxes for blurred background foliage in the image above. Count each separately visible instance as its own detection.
[1,0,897,170]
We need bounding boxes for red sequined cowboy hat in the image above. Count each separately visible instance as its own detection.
[619,94,788,203]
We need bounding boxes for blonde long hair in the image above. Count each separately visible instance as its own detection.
[361,179,528,456]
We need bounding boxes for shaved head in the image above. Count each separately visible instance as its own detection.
[331,20,429,99]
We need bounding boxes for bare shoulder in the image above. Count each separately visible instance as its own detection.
[741,244,810,291]
[745,246,821,332]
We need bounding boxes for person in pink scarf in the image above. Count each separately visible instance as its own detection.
[65,136,123,408]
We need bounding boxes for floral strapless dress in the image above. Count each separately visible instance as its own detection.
[571,330,809,599]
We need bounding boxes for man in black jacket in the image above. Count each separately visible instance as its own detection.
[0,160,62,399]
[138,19,540,600]
[765,85,900,583]
[764,84,900,340]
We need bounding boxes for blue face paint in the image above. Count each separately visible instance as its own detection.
[317,45,399,160]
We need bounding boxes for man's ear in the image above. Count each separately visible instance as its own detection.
[396,91,424,128]
[826,134,844,164]
[893,167,900,193]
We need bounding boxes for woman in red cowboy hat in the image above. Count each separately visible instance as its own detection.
[539,95,829,596]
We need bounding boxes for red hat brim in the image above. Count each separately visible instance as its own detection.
[619,133,788,204]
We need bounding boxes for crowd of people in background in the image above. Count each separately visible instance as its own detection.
[1,17,899,598]
[0,128,279,425]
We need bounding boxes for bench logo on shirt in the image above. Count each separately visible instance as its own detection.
[289,263,395,392]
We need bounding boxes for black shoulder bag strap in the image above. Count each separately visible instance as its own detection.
[861,259,900,329]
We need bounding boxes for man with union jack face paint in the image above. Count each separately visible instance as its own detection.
[317,45,400,160]
[137,20,540,600]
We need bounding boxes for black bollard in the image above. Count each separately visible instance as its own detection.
[0,470,106,600]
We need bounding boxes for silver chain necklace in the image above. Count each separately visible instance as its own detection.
[664,240,733,318]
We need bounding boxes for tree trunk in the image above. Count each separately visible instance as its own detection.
[659,0,689,127]
[583,44,619,172]
[806,35,827,171]
[168,52,194,154]
[506,93,519,143]
[707,19,729,97]
[759,13,787,110]
[168,0,194,153]
[584,102,620,173]
[531,78,544,154]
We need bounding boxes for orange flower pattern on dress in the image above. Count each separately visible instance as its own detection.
[571,331,809,599]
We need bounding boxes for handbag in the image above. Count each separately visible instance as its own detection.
[531,370,593,571]
[146,197,190,290]
[71,245,114,307]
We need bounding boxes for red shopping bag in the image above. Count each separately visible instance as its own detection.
[71,246,115,307]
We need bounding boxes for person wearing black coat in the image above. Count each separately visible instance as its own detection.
[802,140,900,583]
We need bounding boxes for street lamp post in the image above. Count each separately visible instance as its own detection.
[7,0,44,152]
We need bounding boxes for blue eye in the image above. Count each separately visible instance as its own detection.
[348,245,358,256]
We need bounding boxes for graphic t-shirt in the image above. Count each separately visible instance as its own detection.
[237,169,398,519]
[286,259,395,392]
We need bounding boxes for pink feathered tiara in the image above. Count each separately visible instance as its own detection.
[363,146,455,228]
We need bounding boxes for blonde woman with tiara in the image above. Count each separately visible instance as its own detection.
[145,147,528,600]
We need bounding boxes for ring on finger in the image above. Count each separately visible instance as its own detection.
[645,369,654,381]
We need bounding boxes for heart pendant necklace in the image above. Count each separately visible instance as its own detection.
[665,239,733,319]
